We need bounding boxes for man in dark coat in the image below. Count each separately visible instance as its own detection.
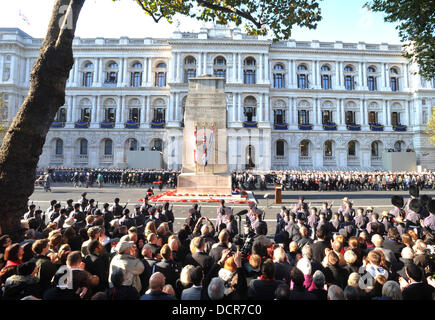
[311,226,331,264]
[401,264,434,300]
[248,259,284,300]
[153,245,180,289]
[184,237,214,275]
[119,209,136,230]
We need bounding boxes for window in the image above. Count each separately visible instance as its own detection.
[322,110,333,124]
[391,112,400,125]
[300,140,309,157]
[83,72,93,87]
[244,107,256,122]
[55,108,67,122]
[105,61,118,85]
[390,77,399,91]
[129,108,139,122]
[105,108,116,122]
[131,72,142,87]
[152,139,163,151]
[367,67,376,73]
[80,139,88,155]
[274,109,285,124]
[55,139,63,155]
[344,65,354,72]
[213,57,226,80]
[153,108,165,122]
[297,64,308,89]
[348,141,356,156]
[345,75,354,90]
[104,140,113,155]
[128,138,138,151]
[371,141,379,157]
[81,108,91,122]
[298,110,310,124]
[297,74,307,89]
[367,76,377,91]
[345,111,355,124]
[273,64,285,88]
[155,72,167,87]
[321,65,330,71]
[273,73,284,88]
[390,68,399,91]
[368,111,378,124]
[243,58,256,84]
[394,141,404,152]
[276,140,285,156]
[321,74,331,90]
[184,57,196,83]
[324,140,333,157]
[106,72,117,84]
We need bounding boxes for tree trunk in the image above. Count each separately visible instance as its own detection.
[0,0,85,240]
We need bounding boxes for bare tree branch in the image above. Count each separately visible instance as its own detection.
[136,0,165,23]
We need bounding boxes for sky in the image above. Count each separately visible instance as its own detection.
[0,0,402,44]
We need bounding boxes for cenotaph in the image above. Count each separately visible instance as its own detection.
[177,75,232,195]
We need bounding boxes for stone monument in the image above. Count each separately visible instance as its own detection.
[177,75,232,195]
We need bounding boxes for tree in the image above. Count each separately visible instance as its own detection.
[0,0,85,238]
[366,0,435,80]
[427,109,435,146]
[0,0,322,238]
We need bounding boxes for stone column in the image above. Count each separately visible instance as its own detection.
[381,63,386,90]
[237,93,242,122]
[232,94,236,122]
[360,99,364,125]
[404,63,409,89]
[147,57,152,86]
[232,53,237,83]
[335,61,340,88]
[169,93,174,121]
[361,62,366,89]
[123,58,129,86]
[91,96,98,127]
[315,61,320,89]
[259,94,264,122]
[9,55,16,83]
[382,100,387,125]
[265,95,270,123]
[116,97,122,128]
[73,58,79,86]
[203,53,207,75]
[238,53,242,83]
[264,55,269,82]
[177,54,181,83]
[174,93,180,122]
[142,58,147,87]
[98,58,103,85]
[198,53,202,75]
[288,97,292,124]
[0,55,3,82]
[259,54,263,83]
[171,53,177,82]
[140,96,146,125]
[96,96,101,123]
[292,98,297,126]
[117,59,123,87]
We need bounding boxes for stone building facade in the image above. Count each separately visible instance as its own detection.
[0,26,434,170]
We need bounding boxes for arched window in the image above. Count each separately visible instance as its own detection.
[300,140,310,157]
[104,61,119,85]
[130,61,143,87]
[344,65,355,90]
[243,58,256,84]
[184,56,197,83]
[274,108,285,124]
[82,61,94,87]
[154,62,167,87]
[55,139,63,155]
[368,111,378,124]
[273,64,285,88]
[79,139,88,155]
[152,99,166,123]
[394,141,404,152]
[276,140,285,156]
[297,64,308,89]
[348,141,356,156]
[152,139,163,151]
[104,139,113,155]
[79,98,92,122]
[127,138,138,151]
[320,64,332,90]
[390,67,399,91]
[324,140,333,157]
[103,98,116,122]
[243,96,257,122]
[371,141,379,157]
[391,111,401,125]
[55,108,67,122]
[213,56,226,80]
[128,99,140,123]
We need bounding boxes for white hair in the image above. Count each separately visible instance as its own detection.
[296,257,312,276]
[328,285,345,300]
[371,234,383,246]
[382,281,402,300]
[208,277,225,300]
[302,245,312,259]
[312,270,325,289]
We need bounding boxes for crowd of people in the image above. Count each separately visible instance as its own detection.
[0,183,434,300]
[36,168,435,193]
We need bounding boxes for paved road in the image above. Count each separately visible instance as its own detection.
[29,183,434,236]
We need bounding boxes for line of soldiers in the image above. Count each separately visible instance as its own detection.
[273,185,435,249]
[232,170,435,191]
[35,168,180,189]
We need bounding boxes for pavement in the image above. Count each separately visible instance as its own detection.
[29,183,435,236]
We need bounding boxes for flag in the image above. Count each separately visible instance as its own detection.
[206,126,214,165]
[202,127,207,166]
[193,125,197,164]
[19,10,31,26]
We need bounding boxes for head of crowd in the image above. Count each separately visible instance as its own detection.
[0,183,434,301]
